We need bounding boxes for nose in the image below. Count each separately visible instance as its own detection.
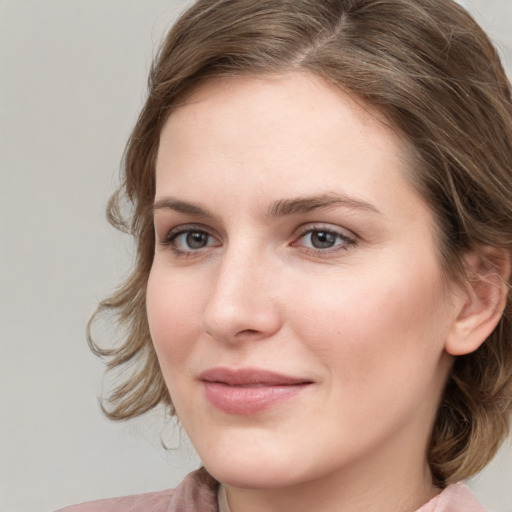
[200,247,282,344]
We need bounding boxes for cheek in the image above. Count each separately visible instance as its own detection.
[146,267,204,371]
[288,259,450,384]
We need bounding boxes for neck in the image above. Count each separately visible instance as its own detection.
[225,467,438,512]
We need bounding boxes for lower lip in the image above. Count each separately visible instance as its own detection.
[203,382,309,415]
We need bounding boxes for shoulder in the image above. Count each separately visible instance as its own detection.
[416,483,488,512]
[56,468,219,512]
[56,488,174,512]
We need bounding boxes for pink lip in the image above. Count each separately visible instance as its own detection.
[199,367,313,415]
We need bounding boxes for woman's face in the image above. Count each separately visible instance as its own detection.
[147,73,460,491]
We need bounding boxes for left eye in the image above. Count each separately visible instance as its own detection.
[295,228,354,250]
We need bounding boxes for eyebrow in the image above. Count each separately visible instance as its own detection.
[152,193,381,219]
[266,193,382,217]
[153,197,220,220]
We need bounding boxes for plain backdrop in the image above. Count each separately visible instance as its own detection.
[1,1,511,511]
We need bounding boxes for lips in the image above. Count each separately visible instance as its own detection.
[199,367,312,415]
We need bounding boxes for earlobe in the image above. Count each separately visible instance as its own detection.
[445,248,511,356]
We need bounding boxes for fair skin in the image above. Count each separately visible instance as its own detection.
[146,72,480,512]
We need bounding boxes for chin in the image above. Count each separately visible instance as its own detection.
[207,465,297,490]
[201,450,305,489]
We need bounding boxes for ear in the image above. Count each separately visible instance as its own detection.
[445,247,511,356]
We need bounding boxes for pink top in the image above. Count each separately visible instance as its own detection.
[56,469,487,512]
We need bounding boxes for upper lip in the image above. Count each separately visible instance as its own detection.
[199,367,312,386]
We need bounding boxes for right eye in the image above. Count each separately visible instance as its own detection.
[163,226,221,256]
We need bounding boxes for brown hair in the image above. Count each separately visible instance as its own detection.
[88,0,512,486]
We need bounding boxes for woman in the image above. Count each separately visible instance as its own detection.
[60,0,512,510]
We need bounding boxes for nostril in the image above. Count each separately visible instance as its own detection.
[234,328,263,339]
[200,290,282,342]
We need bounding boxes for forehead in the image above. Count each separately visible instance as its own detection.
[155,72,426,223]
[158,73,409,170]
[161,73,399,149]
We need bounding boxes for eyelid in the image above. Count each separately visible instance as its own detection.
[291,223,357,254]
[293,222,356,240]
[158,222,215,241]
[159,223,222,256]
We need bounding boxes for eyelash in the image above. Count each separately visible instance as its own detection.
[159,223,357,258]
[291,225,357,255]
[160,224,219,258]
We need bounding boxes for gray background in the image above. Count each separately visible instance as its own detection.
[1,1,511,511]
